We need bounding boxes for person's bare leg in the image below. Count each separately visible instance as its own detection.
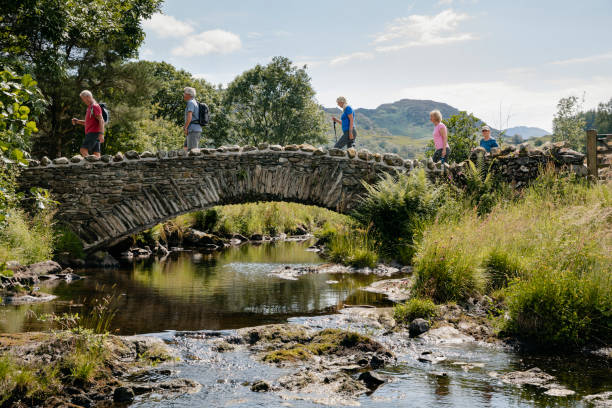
[80,148,89,157]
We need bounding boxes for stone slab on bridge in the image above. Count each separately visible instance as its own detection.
[19,145,408,250]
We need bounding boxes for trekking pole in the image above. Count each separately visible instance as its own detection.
[333,121,337,143]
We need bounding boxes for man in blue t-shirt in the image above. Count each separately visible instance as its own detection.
[479,125,499,152]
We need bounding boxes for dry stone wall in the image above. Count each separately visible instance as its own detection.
[19,141,586,251]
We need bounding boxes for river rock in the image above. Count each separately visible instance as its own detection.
[231,233,248,243]
[418,350,446,364]
[501,367,555,387]
[113,386,135,403]
[544,387,576,397]
[26,260,63,276]
[584,391,612,407]
[419,325,475,344]
[409,318,430,337]
[361,278,411,301]
[154,243,170,256]
[250,380,270,392]
[358,371,387,390]
[183,229,225,247]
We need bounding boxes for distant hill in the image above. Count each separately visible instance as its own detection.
[504,126,550,139]
[321,98,547,159]
[324,99,461,139]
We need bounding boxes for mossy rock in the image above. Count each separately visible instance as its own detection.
[262,347,310,363]
[238,324,311,346]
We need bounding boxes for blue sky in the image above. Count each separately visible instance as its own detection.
[140,0,612,131]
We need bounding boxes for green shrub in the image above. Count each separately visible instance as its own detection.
[54,225,84,259]
[412,246,485,302]
[354,169,448,262]
[195,208,220,232]
[394,298,438,324]
[314,222,338,244]
[0,209,54,265]
[327,229,378,268]
[505,269,611,348]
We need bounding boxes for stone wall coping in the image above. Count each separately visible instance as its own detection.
[24,146,413,171]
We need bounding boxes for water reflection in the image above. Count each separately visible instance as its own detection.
[1,241,392,334]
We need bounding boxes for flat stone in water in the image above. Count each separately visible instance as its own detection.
[419,325,475,344]
[545,387,576,397]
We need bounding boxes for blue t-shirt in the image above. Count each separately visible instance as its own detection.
[341,105,356,132]
[480,138,499,152]
[185,99,202,132]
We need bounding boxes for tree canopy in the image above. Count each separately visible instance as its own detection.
[224,57,327,146]
[0,0,162,157]
[552,96,586,152]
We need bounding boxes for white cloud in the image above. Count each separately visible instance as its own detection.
[374,9,476,52]
[437,0,454,5]
[549,51,612,65]
[172,30,242,57]
[142,13,194,38]
[140,48,154,59]
[247,32,263,39]
[330,52,374,66]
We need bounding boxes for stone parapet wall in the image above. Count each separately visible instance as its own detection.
[19,141,586,250]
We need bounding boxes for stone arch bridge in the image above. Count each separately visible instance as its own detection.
[19,144,416,251]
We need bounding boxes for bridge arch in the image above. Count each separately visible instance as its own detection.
[19,145,411,250]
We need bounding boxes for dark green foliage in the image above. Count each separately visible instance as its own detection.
[54,225,84,259]
[0,70,46,150]
[0,0,163,157]
[393,298,438,324]
[224,57,327,146]
[354,169,447,262]
[195,209,220,232]
[461,157,510,215]
[582,97,612,133]
[145,61,230,147]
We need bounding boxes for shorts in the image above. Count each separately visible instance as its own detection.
[81,132,101,154]
[433,147,450,163]
[184,131,202,150]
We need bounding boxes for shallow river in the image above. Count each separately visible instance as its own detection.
[1,240,610,407]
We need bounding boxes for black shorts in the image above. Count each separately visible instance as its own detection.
[82,132,101,154]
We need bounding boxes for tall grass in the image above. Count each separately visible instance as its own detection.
[0,208,54,265]
[326,226,379,268]
[411,169,611,347]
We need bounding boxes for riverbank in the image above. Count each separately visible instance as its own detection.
[0,331,199,407]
